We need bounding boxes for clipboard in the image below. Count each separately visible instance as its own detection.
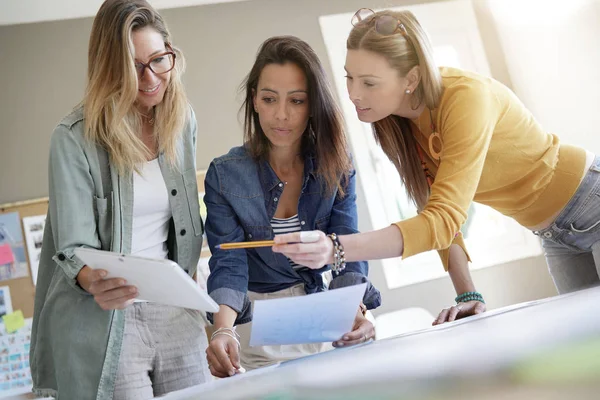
[74,248,219,312]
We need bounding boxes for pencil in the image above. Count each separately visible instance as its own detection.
[215,240,275,250]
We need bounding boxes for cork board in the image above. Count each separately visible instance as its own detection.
[0,197,49,319]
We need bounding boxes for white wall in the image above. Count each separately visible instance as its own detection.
[488,0,600,152]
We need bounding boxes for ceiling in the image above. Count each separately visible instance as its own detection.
[0,0,250,26]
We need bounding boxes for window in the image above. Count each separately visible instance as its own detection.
[319,0,542,288]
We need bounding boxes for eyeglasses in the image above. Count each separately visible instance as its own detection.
[351,8,409,37]
[135,44,176,78]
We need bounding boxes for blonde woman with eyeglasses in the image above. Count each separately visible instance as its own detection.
[274,8,599,323]
[30,1,209,398]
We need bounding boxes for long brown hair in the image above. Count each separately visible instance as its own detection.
[83,0,188,174]
[347,10,443,209]
[240,36,351,197]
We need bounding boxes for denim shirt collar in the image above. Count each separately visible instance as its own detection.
[258,153,317,192]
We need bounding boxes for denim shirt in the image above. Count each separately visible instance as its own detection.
[204,146,381,325]
[30,106,204,400]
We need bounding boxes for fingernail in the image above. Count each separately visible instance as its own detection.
[129,287,136,293]
[338,342,344,347]
[229,370,235,376]
[343,336,349,340]
[99,271,107,278]
[119,280,126,286]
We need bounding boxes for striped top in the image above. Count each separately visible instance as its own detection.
[271,214,305,270]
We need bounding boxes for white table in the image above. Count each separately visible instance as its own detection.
[160,286,600,400]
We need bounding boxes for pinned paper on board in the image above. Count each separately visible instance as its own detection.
[0,288,11,320]
[0,317,33,397]
[2,312,24,335]
[0,213,30,282]
[22,215,46,286]
[0,247,13,268]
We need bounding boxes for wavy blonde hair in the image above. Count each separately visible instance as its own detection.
[83,0,188,174]
[347,10,442,210]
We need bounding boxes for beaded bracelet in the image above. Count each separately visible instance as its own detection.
[455,291,485,304]
[327,233,346,273]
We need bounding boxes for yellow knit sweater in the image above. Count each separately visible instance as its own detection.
[395,67,586,270]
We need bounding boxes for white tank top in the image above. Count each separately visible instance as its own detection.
[131,158,171,260]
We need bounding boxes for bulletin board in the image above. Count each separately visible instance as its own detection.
[0,169,210,321]
[0,197,49,319]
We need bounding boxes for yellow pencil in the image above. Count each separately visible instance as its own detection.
[215,240,275,250]
[215,231,321,250]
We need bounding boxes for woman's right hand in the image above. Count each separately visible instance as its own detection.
[206,332,242,378]
[76,266,138,310]
[272,231,333,270]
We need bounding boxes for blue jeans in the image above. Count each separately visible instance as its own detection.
[534,156,600,294]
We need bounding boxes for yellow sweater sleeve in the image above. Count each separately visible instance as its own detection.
[437,232,470,271]
[395,81,499,262]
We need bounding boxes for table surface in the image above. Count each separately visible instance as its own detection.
[160,286,600,400]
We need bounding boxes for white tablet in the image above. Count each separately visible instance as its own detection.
[74,248,219,312]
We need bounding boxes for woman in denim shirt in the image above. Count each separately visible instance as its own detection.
[204,36,381,377]
[31,1,209,399]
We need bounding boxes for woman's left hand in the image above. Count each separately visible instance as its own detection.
[432,300,486,325]
[272,231,333,270]
[333,312,375,348]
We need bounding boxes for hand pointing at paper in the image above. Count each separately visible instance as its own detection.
[273,231,376,347]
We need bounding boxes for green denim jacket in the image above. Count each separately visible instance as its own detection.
[30,106,204,400]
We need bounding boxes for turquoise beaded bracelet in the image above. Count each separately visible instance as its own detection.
[455,291,485,304]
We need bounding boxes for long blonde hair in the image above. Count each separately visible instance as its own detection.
[347,10,442,210]
[83,0,188,174]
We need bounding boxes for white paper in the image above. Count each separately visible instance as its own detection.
[0,317,33,398]
[0,287,11,321]
[249,283,367,347]
[22,215,46,286]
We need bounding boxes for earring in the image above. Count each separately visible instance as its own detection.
[405,89,411,94]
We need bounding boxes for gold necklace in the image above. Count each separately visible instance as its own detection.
[141,109,155,126]
[414,109,442,161]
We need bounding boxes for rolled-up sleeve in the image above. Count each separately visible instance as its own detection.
[204,162,252,324]
[48,124,102,295]
[325,168,381,310]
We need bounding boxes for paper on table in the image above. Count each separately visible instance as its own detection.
[249,283,367,347]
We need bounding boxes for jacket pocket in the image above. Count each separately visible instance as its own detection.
[183,168,203,236]
[94,194,113,251]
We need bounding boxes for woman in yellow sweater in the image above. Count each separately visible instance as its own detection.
[273,8,598,329]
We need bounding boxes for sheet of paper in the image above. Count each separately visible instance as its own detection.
[0,246,13,267]
[22,215,46,286]
[2,311,24,334]
[249,283,367,347]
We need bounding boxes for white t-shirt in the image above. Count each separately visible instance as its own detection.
[131,158,171,260]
